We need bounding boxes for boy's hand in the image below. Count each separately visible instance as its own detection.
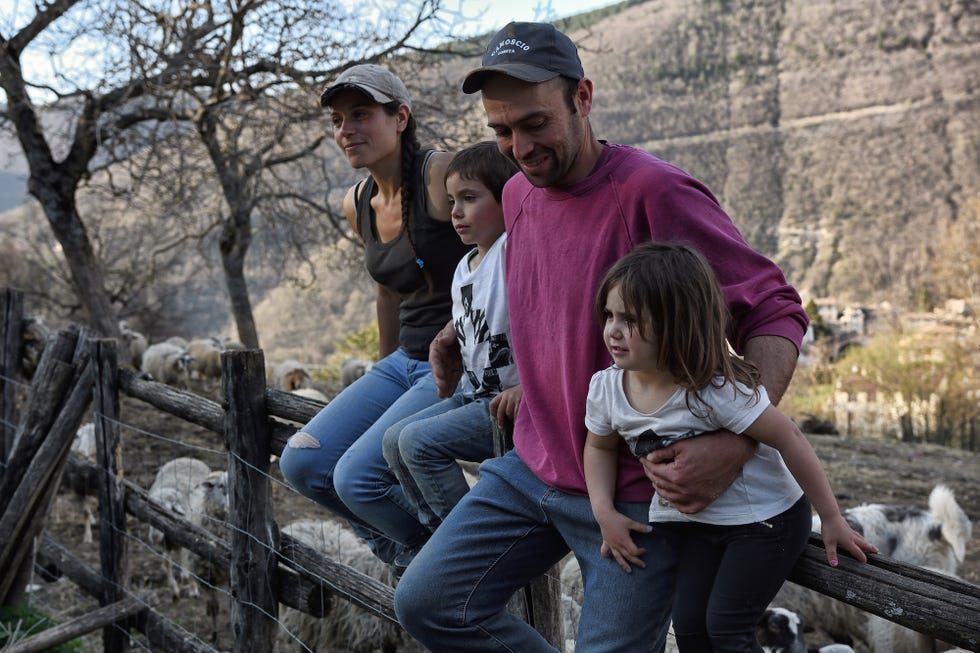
[594,509,651,573]
[489,385,522,425]
[820,514,878,566]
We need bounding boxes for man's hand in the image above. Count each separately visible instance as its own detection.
[489,385,522,426]
[428,319,462,398]
[640,431,755,513]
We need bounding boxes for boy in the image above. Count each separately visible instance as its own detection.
[381,141,521,552]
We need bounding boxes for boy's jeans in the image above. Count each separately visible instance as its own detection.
[382,392,497,530]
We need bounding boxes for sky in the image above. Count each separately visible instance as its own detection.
[454,0,618,34]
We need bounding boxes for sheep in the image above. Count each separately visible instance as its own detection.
[756,607,858,653]
[20,314,49,379]
[140,341,193,388]
[277,518,424,653]
[186,337,223,380]
[772,484,972,653]
[220,337,246,351]
[757,607,810,653]
[291,387,329,403]
[340,358,374,387]
[187,469,230,644]
[273,359,312,392]
[118,320,148,368]
[165,335,189,349]
[147,457,212,599]
[56,422,100,544]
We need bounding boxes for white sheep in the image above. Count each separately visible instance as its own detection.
[141,342,193,388]
[58,422,100,544]
[340,358,374,387]
[273,359,313,392]
[277,518,423,653]
[147,457,212,599]
[186,337,223,380]
[187,469,230,644]
[118,320,148,368]
[291,387,329,404]
[772,485,972,652]
[220,337,246,351]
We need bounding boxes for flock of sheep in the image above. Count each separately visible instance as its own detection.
[119,321,372,401]
[61,409,974,653]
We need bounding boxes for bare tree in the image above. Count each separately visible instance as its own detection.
[1,0,130,336]
[1,0,477,345]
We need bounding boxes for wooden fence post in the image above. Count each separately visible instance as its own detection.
[0,287,25,463]
[0,326,92,606]
[222,349,276,652]
[491,420,565,649]
[92,337,130,652]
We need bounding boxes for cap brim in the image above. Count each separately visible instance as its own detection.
[461,64,560,94]
[319,83,394,108]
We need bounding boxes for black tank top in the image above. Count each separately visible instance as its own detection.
[355,150,470,360]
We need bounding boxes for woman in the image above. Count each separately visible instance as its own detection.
[278,64,469,572]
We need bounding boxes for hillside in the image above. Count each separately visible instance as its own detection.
[2,0,978,361]
[535,0,979,305]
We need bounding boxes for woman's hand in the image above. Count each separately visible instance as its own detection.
[428,320,461,398]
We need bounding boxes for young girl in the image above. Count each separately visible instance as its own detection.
[583,241,877,652]
[278,64,469,573]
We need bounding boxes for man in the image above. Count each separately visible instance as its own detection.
[394,21,809,652]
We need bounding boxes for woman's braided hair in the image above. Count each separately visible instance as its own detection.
[382,101,433,293]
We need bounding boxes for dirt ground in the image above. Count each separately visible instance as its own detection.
[23,379,980,652]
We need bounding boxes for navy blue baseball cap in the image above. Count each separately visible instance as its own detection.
[462,22,584,94]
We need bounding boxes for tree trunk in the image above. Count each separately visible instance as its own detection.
[0,39,118,339]
[219,209,259,349]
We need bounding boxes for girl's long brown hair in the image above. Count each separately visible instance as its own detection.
[594,241,761,410]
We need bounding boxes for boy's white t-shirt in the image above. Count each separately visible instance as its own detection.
[585,366,804,525]
[452,233,519,398]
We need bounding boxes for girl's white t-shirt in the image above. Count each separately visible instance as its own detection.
[585,366,804,525]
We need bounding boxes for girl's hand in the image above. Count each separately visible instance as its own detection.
[595,510,652,573]
[820,514,878,566]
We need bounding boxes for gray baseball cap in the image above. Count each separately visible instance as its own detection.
[462,22,584,94]
[320,64,412,110]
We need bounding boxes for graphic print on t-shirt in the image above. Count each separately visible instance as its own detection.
[456,283,488,346]
[456,282,514,397]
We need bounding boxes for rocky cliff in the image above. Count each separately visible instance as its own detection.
[454,0,980,306]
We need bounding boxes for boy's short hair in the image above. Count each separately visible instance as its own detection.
[446,141,519,203]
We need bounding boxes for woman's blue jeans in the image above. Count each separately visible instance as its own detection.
[394,450,678,652]
[278,348,437,564]
[382,392,497,531]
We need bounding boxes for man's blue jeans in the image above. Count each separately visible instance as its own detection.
[394,450,677,652]
[382,392,497,531]
[278,348,437,564]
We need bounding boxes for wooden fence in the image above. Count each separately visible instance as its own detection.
[0,286,978,652]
